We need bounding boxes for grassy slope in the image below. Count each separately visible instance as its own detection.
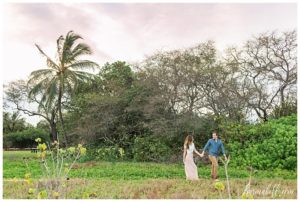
[3,178,297,199]
[3,151,296,180]
[3,151,297,199]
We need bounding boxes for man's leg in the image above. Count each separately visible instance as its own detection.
[214,156,219,179]
[208,155,213,179]
[209,155,218,179]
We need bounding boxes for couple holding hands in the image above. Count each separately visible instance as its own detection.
[183,131,227,181]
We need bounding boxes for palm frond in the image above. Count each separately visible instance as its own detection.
[68,43,93,62]
[28,69,56,84]
[41,77,59,109]
[64,76,77,96]
[56,35,64,62]
[67,60,99,71]
[72,70,98,82]
[35,44,60,70]
[72,43,92,55]
[28,76,55,98]
[31,31,99,112]
[62,31,83,64]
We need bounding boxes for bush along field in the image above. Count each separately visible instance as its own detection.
[2,115,297,199]
[223,115,297,171]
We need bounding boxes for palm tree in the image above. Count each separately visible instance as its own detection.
[28,30,99,145]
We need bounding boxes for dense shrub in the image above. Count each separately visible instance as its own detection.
[3,128,50,148]
[225,115,297,170]
[83,145,125,162]
[97,146,125,161]
[132,136,172,162]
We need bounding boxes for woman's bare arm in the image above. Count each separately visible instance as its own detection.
[194,147,202,156]
[183,146,187,162]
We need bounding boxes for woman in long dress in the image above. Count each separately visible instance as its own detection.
[183,135,202,180]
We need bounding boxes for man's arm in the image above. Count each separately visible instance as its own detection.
[201,139,211,156]
[220,140,227,160]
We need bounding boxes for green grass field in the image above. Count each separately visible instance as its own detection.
[2,151,297,199]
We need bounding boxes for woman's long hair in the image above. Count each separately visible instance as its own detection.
[184,135,194,149]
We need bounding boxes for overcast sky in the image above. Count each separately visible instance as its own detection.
[1,3,297,124]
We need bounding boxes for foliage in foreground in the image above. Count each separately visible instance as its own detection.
[16,138,87,199]
[3,178,297,199]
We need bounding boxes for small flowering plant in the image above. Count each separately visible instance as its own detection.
[35,140,86,178]
[25,138,87,199]
[214,181,225,198]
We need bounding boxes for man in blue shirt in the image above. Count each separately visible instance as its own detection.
[200,130,227,181]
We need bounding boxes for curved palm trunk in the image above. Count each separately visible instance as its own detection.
[49,109,58,142]
[58,83,69,147]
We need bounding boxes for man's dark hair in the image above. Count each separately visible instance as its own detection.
[213,130,218,136]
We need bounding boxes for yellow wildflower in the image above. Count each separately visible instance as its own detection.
[25,179,33,185]
[82,192,89,199]
[28,188,35,194]
[241,192,254,199]
[52,191,60,199]
[37,190,48,199]
[41,151,46,159]
[67,147,76,154]
[80,147,87,156]
[37,143,47,151]
[24,173,31,180]
[12,177,18,183]
[64,168,69,174]
[35,138,41,143]
[214,182,225,191]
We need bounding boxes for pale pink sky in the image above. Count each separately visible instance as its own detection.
[2,3,297,84]
[1,3,297,125]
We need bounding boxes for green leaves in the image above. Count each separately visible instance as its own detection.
[90,146,125,161]
[132,136,172,162]
[226,115,297,170]
[4,128,50,148]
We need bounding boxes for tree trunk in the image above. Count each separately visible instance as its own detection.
[50,121,58,142]
[262,109,268,122]
[58,82,68,147]
[48,109,58,142]
[280,85,287,116]
[253,107,268,122]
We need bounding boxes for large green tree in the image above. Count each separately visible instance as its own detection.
[28,30,99,144]
[65,61,142,146]
[3,111,27,134]
[4,80,59,142]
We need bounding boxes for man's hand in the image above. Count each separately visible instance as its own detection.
[200,152,204,158]
[224,155,227,161]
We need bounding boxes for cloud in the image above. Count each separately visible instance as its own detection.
[2,3,297,125]
[2,3,297,80]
